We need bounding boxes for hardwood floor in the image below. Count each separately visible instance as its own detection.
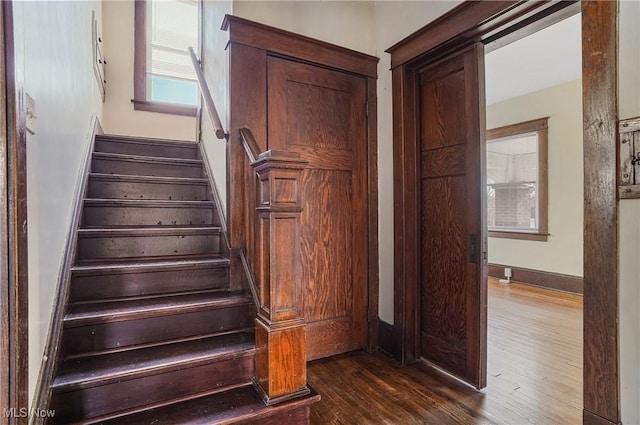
[308,278,583,424]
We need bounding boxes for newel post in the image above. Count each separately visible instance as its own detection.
[251,150,310,405]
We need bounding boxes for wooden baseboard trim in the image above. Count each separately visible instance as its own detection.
[378,320,402,361]
[488,263,583,295]
[30,116,102,422]
[583,409,618,425]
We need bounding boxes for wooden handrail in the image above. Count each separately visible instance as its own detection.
[238,127,261,164]
[188,46,226,139]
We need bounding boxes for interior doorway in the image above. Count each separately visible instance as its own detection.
[483,12,584,422]
[389,2,619,423]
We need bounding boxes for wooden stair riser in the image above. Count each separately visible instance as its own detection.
[95,385,320,425]
[50,354,255,424]
[92,156,203,178]
[62,304,255,356]
[82,203,215,227]
[95,138,198,159]
[88,177,208,201]
[76,232,222,260]
[70,266,229,302]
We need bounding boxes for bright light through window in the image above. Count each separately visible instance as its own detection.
[147,0,198,105]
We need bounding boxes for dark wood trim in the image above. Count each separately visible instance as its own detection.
[366,76,380,351]
[390,0,619,422]
[487,117,549,241]
[1,1,29,422]
[131,99,197,117]
[488,263,583,294]
[0,1,9,417]
[582,1,619,423]
[377,320,402,361]
[487,231,549,241]
[222,15,379,78]
[133,0,146,103]
[30,116,102,424]
[583,409,619,425]
[392,63,420,364]
[386,1,580,69]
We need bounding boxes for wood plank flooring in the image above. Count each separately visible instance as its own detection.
[308,278,583,424]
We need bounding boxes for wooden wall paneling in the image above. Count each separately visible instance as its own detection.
[222,15,377,78]
[366,76,380,351]
[227,15,379,363]
[227,42,267,289]
[266,56,370,360]
[581,1,619,424]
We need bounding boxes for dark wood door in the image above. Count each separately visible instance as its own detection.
[418,44,487,388]
[267,56,368,360]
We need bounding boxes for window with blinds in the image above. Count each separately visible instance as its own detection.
[147,0,198,106]
[487,132,539,232]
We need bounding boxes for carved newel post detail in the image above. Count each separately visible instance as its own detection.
[251,149,310,405]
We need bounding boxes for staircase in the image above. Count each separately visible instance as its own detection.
[48,135,318,424]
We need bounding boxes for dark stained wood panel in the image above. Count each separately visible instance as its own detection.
[267,56,368,360]
[421,145,466,178]
[421,64,466,150]
[417,45,486,388]
[223,15,378,78]
[421,176,468,374]
[300,170,353,321]
[285,81,352,150]
[581,1,619,423]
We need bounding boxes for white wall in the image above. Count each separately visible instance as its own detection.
[232,1,375,55]
[486,80,583,277]
[618,1,640,423]
[11,0,104,401]
[101,0,196,141]
[373,1,463,323]
[200,0,232,214]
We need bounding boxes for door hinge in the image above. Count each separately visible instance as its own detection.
[365,102,369,117]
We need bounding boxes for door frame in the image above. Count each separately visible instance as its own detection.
[1,0,30,422]
[388,1,619,424]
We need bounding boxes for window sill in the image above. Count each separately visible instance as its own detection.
[131,99,197,117]
[488,230,548,241]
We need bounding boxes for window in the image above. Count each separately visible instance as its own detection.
[133,0,198,116]
[487,117,548,241]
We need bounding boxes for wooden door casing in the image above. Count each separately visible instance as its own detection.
[418,45,487,388]
[267,56,368,360]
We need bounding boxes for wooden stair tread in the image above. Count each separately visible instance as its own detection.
[84,198,214,207]
[77,226,222,237]
[98,385,320,425]
[93,151,203,165]
[53,332,255,392]
[71,255,229,275]
[65,291,252,326]
[97,134,197,147]
[75,252,228,266]
[89,172,208,185]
